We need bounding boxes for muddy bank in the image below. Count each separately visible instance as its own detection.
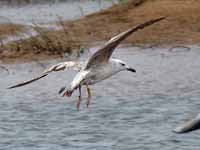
[1,0,200,63]
[0,23,25,39]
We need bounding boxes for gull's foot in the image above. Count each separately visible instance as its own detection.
[62,90,73,97]
[86,98,90,108]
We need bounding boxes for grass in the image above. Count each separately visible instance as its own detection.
[2,0,200,62]
[2,19,83,59]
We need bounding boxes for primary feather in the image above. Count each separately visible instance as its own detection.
[8,61,83,89]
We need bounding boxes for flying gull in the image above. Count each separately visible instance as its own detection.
[8,17,165,110]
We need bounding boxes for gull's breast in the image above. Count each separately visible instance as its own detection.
[84,63,116,85]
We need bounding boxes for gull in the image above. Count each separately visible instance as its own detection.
[8,17,165,110]
[173,114,200,133]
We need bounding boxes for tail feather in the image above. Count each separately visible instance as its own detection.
[62,89,73,97]
[58,86,66,94]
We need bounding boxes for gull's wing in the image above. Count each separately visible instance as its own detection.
[173,114,200,133]
[84,17,166,69]
[8,61,83,89]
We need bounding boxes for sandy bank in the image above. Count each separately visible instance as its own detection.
[1,0,200,63]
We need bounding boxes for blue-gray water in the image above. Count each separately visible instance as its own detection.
[1,46,200,149]
[0,0,118,25]
[0,0,118,45]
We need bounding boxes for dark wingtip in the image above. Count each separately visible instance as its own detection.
[7,74,48,90]
[7,84,22,89]
[133,16,167,34]
[7,86,14,89]
[155,16,167,21]
[145,16,167,26]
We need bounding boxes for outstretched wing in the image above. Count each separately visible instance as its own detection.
[84,17,166,69]
[8,61,83,89]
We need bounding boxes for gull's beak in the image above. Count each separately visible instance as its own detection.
[127,67,136,73]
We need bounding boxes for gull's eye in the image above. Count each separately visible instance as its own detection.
[121,63,125,66]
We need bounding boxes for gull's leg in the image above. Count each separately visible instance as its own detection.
[86,85,92,108]
[77,85,82,111]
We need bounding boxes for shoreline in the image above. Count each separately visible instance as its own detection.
[0,43,195,65]
[1,0,200,63]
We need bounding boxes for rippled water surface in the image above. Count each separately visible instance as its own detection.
[1,46,200,150]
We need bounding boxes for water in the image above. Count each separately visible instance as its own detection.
[0,0,118,45]
[0,0,117,25]
[1,46,200,149]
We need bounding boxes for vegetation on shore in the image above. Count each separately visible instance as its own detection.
[0,23,25,39]
[1,0,200,63]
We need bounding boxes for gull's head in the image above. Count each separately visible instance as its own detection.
[112,59,136,73]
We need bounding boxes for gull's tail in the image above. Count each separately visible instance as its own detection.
[58,86,66,94]
[58,86,73,97]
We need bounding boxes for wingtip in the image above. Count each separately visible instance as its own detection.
[157,16,167,20]
[7,85,16,89]
[7,83,27,89]
[152,16,167,23]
